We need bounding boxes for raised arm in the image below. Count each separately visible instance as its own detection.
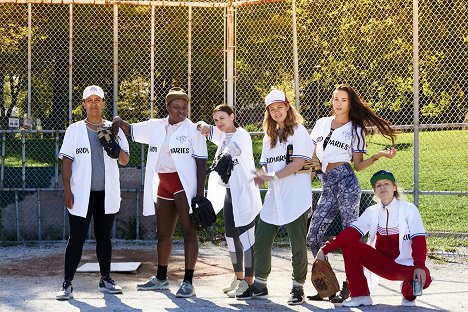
[112,116,132,137]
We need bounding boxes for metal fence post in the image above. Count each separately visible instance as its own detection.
[291,0,300,112]
[413,0,420,207]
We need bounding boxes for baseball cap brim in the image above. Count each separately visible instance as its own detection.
[370,170,396,186]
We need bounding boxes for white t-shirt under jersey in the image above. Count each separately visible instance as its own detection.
[310,116,366,172]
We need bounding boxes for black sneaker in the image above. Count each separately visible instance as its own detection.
[287,286,304,305]
[307,293,337,301]
[236,283,268,300]
[330,281,350,303]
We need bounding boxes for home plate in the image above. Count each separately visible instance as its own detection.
[77,262,141,273]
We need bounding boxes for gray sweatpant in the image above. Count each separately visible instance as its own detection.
[307,163,361,256]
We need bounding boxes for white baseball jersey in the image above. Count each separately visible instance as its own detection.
[351,198,426,267]
[206,126,262,227]
[59,120,130,218]
[131,117,208,216]
[259,124,314,225]
[310,116,366,172]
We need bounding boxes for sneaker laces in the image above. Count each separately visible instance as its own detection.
[290,286,304,297]
[101,276,116,285]
[339,281,350,299]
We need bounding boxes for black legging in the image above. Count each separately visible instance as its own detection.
[64,191,116,282]
[223,188,255,277]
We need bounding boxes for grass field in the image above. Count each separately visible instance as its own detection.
[2,129,467,253]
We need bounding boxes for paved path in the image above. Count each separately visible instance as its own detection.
[0,243,466,311]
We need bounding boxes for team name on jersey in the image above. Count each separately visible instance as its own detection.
[327,139,349,150]
[149,146,158,152]
[403,234,411,240]
[170,147,190,154]
[76,147,89,154]
[266,155,287,164]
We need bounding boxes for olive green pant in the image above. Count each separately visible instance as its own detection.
[254,210,309,284]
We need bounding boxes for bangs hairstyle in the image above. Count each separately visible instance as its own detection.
[263,100,304,149]
[333,84,397,150]
[213,104,239,128]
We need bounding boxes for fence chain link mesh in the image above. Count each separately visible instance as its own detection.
[0,0,466,259]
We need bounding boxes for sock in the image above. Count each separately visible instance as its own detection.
[183,269,194,284]
[156,265,168,281]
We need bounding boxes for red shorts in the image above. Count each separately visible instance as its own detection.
[157,172,184,200]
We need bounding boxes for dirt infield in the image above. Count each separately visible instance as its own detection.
[0,242,466,311]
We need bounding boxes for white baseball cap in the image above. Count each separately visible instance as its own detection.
[265,89,288,107]
[82,85,104,100]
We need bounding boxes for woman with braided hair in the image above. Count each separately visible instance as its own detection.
[112,87,208,298]
[197,104,262,298]
[307,83,398,302]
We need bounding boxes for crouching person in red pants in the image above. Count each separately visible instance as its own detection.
[315,170,431,307]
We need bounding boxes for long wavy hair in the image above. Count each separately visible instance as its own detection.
[213,104,240,128]
[333,84,397,149]
[263,98,304,149]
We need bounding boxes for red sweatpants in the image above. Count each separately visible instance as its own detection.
[342,240,432,301]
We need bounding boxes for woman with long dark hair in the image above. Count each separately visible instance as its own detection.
[307,84,398,302]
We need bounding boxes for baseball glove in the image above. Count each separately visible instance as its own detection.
[207,152,234,184]
[286,144,313,173]
[311,152,322,174]
[190,196,216,231]
[311,259,340,299]
[97,126,121,159]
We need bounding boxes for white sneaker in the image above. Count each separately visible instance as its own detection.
[98,276,123,294]
[342,296,373,307]
[402,297,417,306]
[56,281,73,300]
[227,280,249,298]
[223,276,241,293]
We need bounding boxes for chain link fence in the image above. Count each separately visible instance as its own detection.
[0,0,466,259]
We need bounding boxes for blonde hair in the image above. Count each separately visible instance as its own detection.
[372,181,407,203]
[263,102,304,149]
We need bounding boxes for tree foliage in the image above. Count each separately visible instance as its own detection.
[0,1,466,130]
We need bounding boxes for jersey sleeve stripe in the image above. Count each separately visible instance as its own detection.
[352,148,367,153]
[59,153,74,161]
[208,125,214,141]
[130,126,135,142]
[350,224,365,236]
[291,154,312,161]
[192,154,208,159]
[410,233,426,239]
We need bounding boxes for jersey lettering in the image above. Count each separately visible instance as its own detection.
[266,155,287,164]
[76,147,89,154]
[149,146,158,152]
[170,147,190,154]
[327,139,349,150]
[403,234,411,240]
